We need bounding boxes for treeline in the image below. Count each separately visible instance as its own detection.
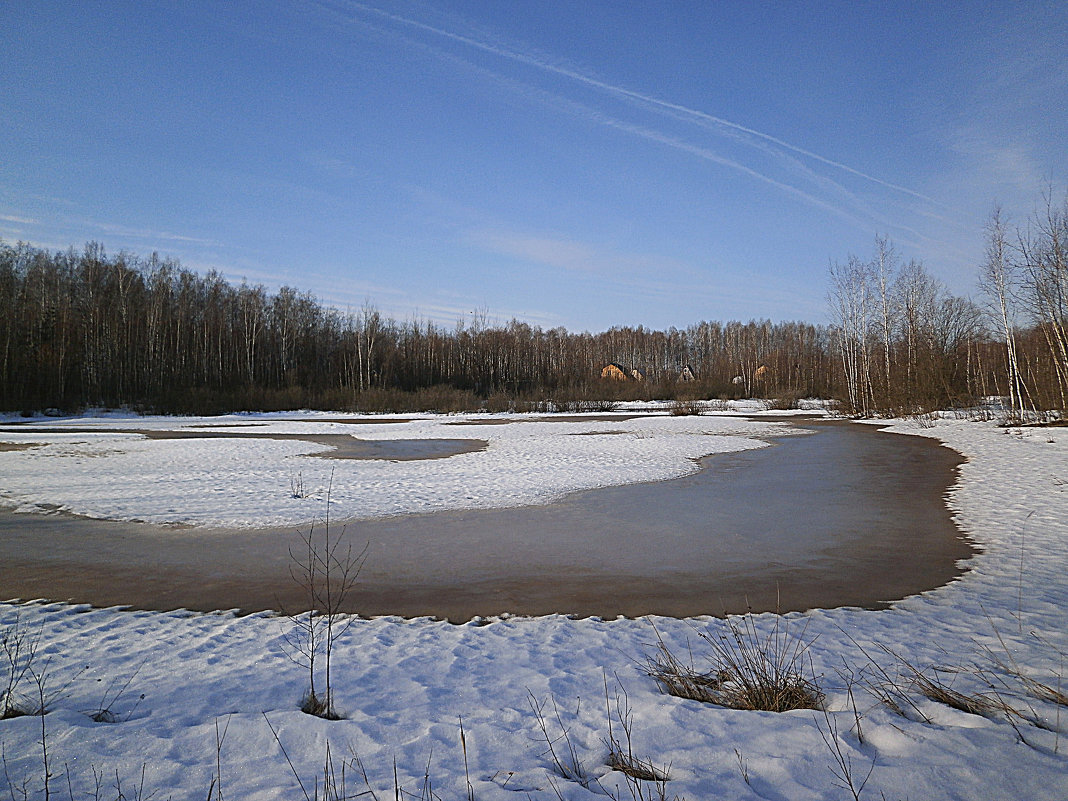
[827,237,989,416]
[1,195,1064,418]
[980,197,1068,419]
[0,240,838,413]
[827,193,1067,418]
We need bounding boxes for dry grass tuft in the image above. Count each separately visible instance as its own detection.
[910,672,1008,718]
[607,749,669,783]
[645,615,823,713]
[643,642,727,705]
[892,649,1054,736]
[980,622,1068,709]
[300,690,342,721]
[0,701,39,721]
[668,400,703,416]
[1016,673,1068,707]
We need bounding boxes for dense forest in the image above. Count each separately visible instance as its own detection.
[1,195,1064,418]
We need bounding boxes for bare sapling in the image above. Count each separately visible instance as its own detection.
[282,471,368,719]
[602,674,671,801]
[1,612,43,719]
[35,671,52,801]
[527,691,595,790]
[85,659,147,723]
[814,703,875,801]
[290,471,307,499]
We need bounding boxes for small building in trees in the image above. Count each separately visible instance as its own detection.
[630,368,645,382]
[678,365,696,382]
[601,363,628,381]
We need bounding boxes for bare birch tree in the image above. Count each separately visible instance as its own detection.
[828,255,875,415]
[979,206,1028,420]
[873,235,898,408]
[894,259,942,408]
[1018,193,1068,411]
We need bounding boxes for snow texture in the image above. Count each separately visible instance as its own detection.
[0,408,1066,800]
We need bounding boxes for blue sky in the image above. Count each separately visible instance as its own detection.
[2,1,1065,331]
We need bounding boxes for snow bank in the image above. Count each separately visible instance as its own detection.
[0,414,1066,800]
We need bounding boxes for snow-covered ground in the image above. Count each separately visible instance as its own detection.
[0,403,805,528]
[1,409,1066,800]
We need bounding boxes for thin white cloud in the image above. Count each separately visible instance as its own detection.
[466,228,694,280]
[319,285,563,330]
[469,231,602,274]
[0,236,75,255]
[301,151,368,180]
[463,224,821,324]
[1,208,222,252]
[0,214,39,225]
[186,251,564,329]
[337,1,943,207]
[951,128,1050,199]
[82,220,220,247]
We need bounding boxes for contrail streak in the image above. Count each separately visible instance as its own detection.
[330,6,877,231]
[342,1,943,207]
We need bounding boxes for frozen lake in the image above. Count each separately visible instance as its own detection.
[0,418,970,619]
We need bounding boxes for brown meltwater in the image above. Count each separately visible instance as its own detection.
[0,420,971,620]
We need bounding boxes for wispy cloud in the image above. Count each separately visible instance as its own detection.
[466,228,686,278]
[80,220,219,247]
[957,134,1049,196]
[464,224,820,324]
[313,279,563,329]
[300,150,369,180]
[186,249,564,328]
[334,1,943,208]
[468,230,603,274]
[0,214,39,225]
[0,201,222,251]
[313,0,969,247]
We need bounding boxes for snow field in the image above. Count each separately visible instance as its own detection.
[0,411,1066,800]
[0,410,799,528]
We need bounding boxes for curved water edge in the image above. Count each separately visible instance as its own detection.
[0,427,487,461]
[0,419,972,620]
